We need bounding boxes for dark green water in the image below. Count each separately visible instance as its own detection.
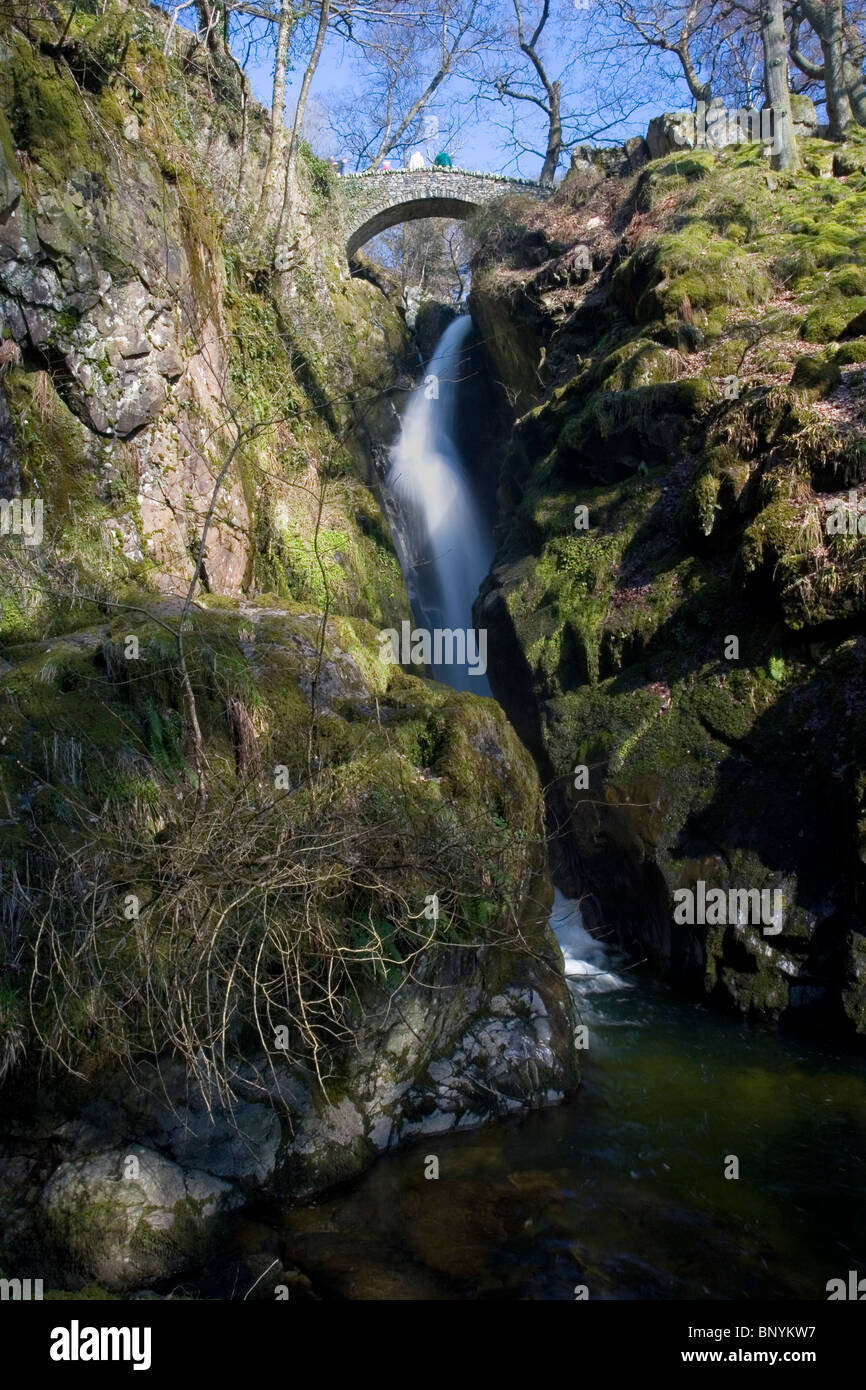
[271,898,866,1300]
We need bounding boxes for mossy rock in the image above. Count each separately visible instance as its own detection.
[833,149,866,179]
[832,338,866,365]
[472,122,866,1033]
[801,293,866,343]
[828,264,866,297]
[841,307,866,340]
[687,468,722,537]
[0,593,550,1087]
[789,355,842,400]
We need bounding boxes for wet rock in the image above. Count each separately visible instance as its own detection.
[37,1146,242,1291]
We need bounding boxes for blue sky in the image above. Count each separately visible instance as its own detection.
[269,14,685,175]
[161,3,698,178]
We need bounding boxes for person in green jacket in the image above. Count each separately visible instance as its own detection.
[433,151,453,169]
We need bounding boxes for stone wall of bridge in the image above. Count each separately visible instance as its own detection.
[337,169,550,256]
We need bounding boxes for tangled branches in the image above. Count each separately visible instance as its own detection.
[9,725,536,1112]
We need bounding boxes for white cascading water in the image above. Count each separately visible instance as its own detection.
[549,888,631,994]
[385,315,494,693]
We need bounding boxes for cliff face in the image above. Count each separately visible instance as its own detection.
[0,3,413,626]
[471,138,866,1037]
[0,1,577,1293]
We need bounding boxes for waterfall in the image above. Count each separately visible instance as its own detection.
[385,315,494,694]
[550,889,630,994]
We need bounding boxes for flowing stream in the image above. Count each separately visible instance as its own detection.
[272,318,866,1300]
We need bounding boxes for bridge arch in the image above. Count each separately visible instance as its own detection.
[338,170,550,259]
[347,195,482,257]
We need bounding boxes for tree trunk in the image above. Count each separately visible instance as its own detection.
[539,79,561,186]
[796,0,857,136]
[277,0,331,245]
[822,0,854,139]
[196,0,228,55]
[676,41,712,104]
[252,0,296,237]
[844,21,866,126]
[761,0,800,170]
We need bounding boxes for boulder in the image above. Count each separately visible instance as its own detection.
[568,139,649,178]
[36,1146,242,1291]
[646,110,697,159]
[790,92,819,137]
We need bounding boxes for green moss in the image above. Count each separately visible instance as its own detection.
[692,469,722,536]
[5,38,99,181]
[472,124,866,1027]
[832,338,866,365]
[828,264,866,297]
[0,594,546,1086]
[299,139,337,209]
[789,355,842,399]
[555,378,712,477]
[801,293,866,342]
[740,496,803,575]
[598,338,679,390]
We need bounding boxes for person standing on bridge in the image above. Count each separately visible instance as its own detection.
[433,150,453,169]
[408,150,426,170]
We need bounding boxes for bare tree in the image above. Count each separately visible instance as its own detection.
[488,0,564,185]
[612,0,716,103]
[194,0,230,52]
[327,0,496,171]
[366,217,469,300]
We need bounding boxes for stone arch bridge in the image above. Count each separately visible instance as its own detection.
[337,168,550,257]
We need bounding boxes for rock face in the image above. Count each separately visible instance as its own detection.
[645,110,701,159]
[412,298,458,358]
[0,33,247,593]
[644,97,818,160]
[0,17,414,621]
[569,137,649,177]
[789,93,820,136]
[470,133,866,1038]
[277,944,574,1198]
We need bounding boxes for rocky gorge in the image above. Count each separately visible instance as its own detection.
[0,0,864,1303]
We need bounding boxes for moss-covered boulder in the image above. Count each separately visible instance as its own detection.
[35,1147,242,1292]
[0,595,576,1289]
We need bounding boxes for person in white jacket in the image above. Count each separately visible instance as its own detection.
[408,150,426,170]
